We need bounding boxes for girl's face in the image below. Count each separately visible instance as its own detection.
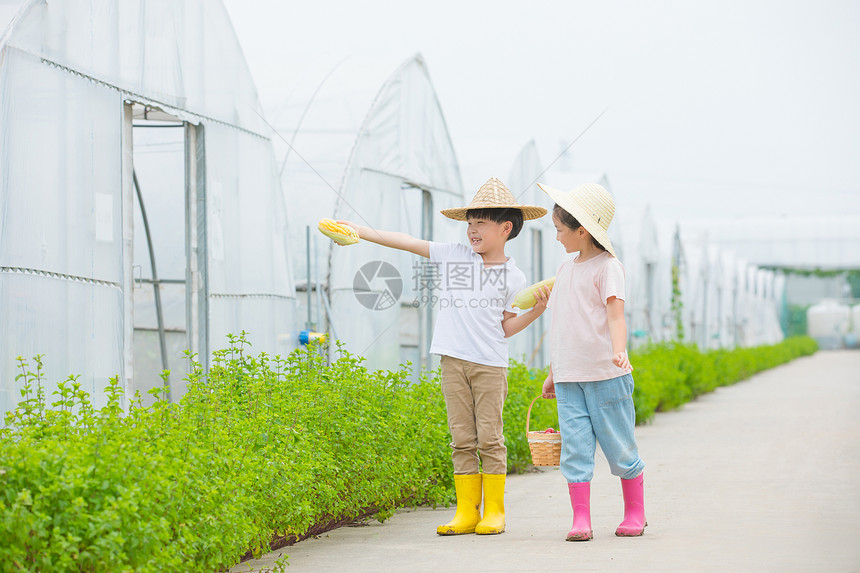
[552,212,585,253]
[466,217,510,254]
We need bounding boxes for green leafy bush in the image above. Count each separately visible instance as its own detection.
[629,336,818,424]
[0,336,450,572]
[0,335,817,570]
[502,361,557,474]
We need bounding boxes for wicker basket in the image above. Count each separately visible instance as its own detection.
[526,395,561,466]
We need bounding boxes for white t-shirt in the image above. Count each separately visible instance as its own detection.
[428,242,527,367]
[547,251,631,382]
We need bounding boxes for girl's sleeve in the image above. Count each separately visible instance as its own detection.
[600,259,626,304]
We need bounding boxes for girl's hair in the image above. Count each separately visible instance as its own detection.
[465,207,524,240]
[553,204,605,252]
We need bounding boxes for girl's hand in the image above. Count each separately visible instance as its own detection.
[541,375,555,399]
[532,285,551,313]
[613,350,633,372]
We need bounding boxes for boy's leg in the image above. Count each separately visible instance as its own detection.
[440,356,480,474]
[470,362,508,474]
[469,361,508,534]
[437,356,483,535]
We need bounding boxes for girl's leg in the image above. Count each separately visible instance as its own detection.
[556,382,597,540]
[583,373,647,536]
[555,382,597,483]
[582,373,644,479]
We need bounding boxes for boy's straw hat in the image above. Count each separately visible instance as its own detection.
[441,177,547,221]
[538,182,617,257]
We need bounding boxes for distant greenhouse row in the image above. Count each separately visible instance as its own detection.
[0,0,785,417]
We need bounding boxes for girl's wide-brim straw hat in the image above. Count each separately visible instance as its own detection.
[441,177,547,221]
[538,182,617,257]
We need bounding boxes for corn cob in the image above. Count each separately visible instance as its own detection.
[318,218,360,245]
[512,277,556,309]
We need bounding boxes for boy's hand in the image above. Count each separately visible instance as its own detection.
[612,350,633,372]
[327,220,360,246]
[541,375,555,399]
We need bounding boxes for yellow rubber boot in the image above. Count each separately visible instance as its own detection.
[437,474,482,535]
[475,473,505,535]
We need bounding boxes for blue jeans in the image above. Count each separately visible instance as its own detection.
[555,373,645,482]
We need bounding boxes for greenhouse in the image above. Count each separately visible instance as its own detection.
[275,53,467,375]
[0,0,295,415]
[0,1,842,420]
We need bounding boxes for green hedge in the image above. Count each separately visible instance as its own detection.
[628,336,819,424]
[502,336,818,471]
[0,337,450,572]
[0,335,817,571]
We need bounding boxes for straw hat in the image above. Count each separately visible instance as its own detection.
[441,177,547,221]
[538,182,617,257]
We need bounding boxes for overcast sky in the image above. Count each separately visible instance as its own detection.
[222,0,860,228]
[1,0,857,227]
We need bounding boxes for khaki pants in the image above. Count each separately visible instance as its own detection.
[440,355,508,475]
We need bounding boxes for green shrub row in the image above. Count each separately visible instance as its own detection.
[627,336,818,424]
[501,336,819,472]
[0,336,451,572]
[0,335,817,571]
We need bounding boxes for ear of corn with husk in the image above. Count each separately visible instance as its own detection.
[512,276,556,309]
[318,218,360,245]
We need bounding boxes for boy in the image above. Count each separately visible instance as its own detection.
[341,177,546,535]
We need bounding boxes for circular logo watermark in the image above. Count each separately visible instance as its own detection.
[353,261,402,311]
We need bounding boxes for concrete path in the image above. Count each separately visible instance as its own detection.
[231,350,860,573]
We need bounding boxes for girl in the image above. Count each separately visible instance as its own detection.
[535,182,646,541]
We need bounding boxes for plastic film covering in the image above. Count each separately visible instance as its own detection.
[0,0,295,417]
[328,55,465,373]
[3,0,267,135]
[205,121,296,354]
[0,272,124,414]
[0,45,124,415]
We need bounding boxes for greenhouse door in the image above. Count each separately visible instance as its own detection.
[400,183,434,379]
[125,103,203,405]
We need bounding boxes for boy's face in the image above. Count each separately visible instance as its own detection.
[552,212,585,253]
[465,216,511,254]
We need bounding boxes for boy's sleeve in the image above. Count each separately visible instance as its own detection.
[601,259,626,304]
[429,241,455,264]
[505,269,528,311]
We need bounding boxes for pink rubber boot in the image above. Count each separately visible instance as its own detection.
[615,473,646,536]
[566,482,593,541]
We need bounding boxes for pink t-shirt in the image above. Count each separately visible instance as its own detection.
[547,251,631,382]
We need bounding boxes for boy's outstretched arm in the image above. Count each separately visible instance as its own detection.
[339,221,430,258]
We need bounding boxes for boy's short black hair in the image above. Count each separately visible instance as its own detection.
[465,208,524,241]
